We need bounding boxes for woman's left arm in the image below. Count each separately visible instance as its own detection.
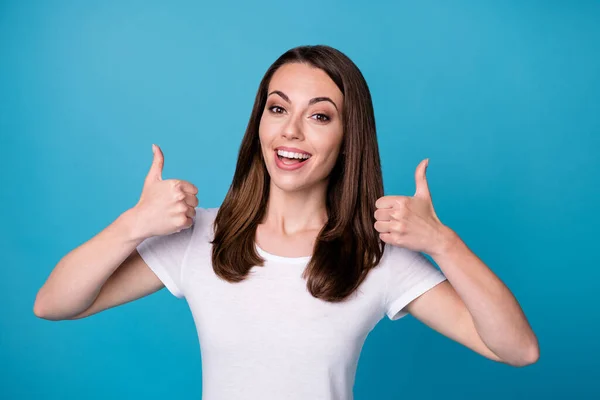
[375,158,539,367]
[408,228,540,367]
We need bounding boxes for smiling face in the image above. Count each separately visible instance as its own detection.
[259,62,344,192]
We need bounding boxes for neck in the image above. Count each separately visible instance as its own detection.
[261,181,328,236]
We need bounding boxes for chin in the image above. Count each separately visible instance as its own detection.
[271,179,307,193]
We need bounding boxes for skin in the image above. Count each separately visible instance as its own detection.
[258,62,344,240]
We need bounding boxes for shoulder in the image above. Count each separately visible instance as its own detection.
[193,206,219,221]
[366,243,421,284]
[376,243,442,283]
[379,243,424,267]
[191,206,219,240]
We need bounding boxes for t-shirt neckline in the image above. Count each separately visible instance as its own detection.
[255,243,312,264]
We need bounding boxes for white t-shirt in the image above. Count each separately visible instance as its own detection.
[137,207,447,400]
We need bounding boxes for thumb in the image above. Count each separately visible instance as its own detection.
[414,158,431,200]
[146,144,164,182]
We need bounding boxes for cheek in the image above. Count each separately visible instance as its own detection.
[316,129,343,158]
[258,126,277,164]
[258,123,270,149]
[258,118,277,141]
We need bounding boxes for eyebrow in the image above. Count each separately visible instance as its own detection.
[267,90,339,112]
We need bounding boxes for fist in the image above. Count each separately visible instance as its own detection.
[374,159,447,256]
[133,144,199,238]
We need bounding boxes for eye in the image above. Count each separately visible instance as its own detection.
[311,113,330,123]
[268,105,285,114]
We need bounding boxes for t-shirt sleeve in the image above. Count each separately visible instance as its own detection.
[136,209,199,298]
[383,244,448,321]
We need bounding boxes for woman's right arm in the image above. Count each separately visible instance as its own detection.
[34,144,198,321]
[33,208,162,321]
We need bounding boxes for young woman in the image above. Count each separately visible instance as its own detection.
[34,45,539,399]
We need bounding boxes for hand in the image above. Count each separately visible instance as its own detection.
[374,159,451,256]
[132,144,199,238]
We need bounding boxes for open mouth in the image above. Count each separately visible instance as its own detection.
[274,150,311,169]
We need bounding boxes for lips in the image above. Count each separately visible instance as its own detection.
[273,150,311,171]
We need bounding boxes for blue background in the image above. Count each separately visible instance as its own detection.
[2,0,598,399]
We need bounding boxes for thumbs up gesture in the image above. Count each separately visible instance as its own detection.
[374,159,453,257]
[132,144,199,239]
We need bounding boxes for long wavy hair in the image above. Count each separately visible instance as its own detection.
[210,45,385,302]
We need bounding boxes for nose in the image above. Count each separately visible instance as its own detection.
[281,113,304,141]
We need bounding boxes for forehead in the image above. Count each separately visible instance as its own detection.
[268,63,343,105]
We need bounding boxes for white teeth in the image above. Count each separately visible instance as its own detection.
[276,149,311,160]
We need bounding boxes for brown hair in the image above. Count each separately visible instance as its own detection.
[210,45,385,302]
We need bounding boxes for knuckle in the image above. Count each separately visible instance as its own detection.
[176,214,188,227]
[394,197,407,208]
[174,191,186,201]
[393,221,404,232]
